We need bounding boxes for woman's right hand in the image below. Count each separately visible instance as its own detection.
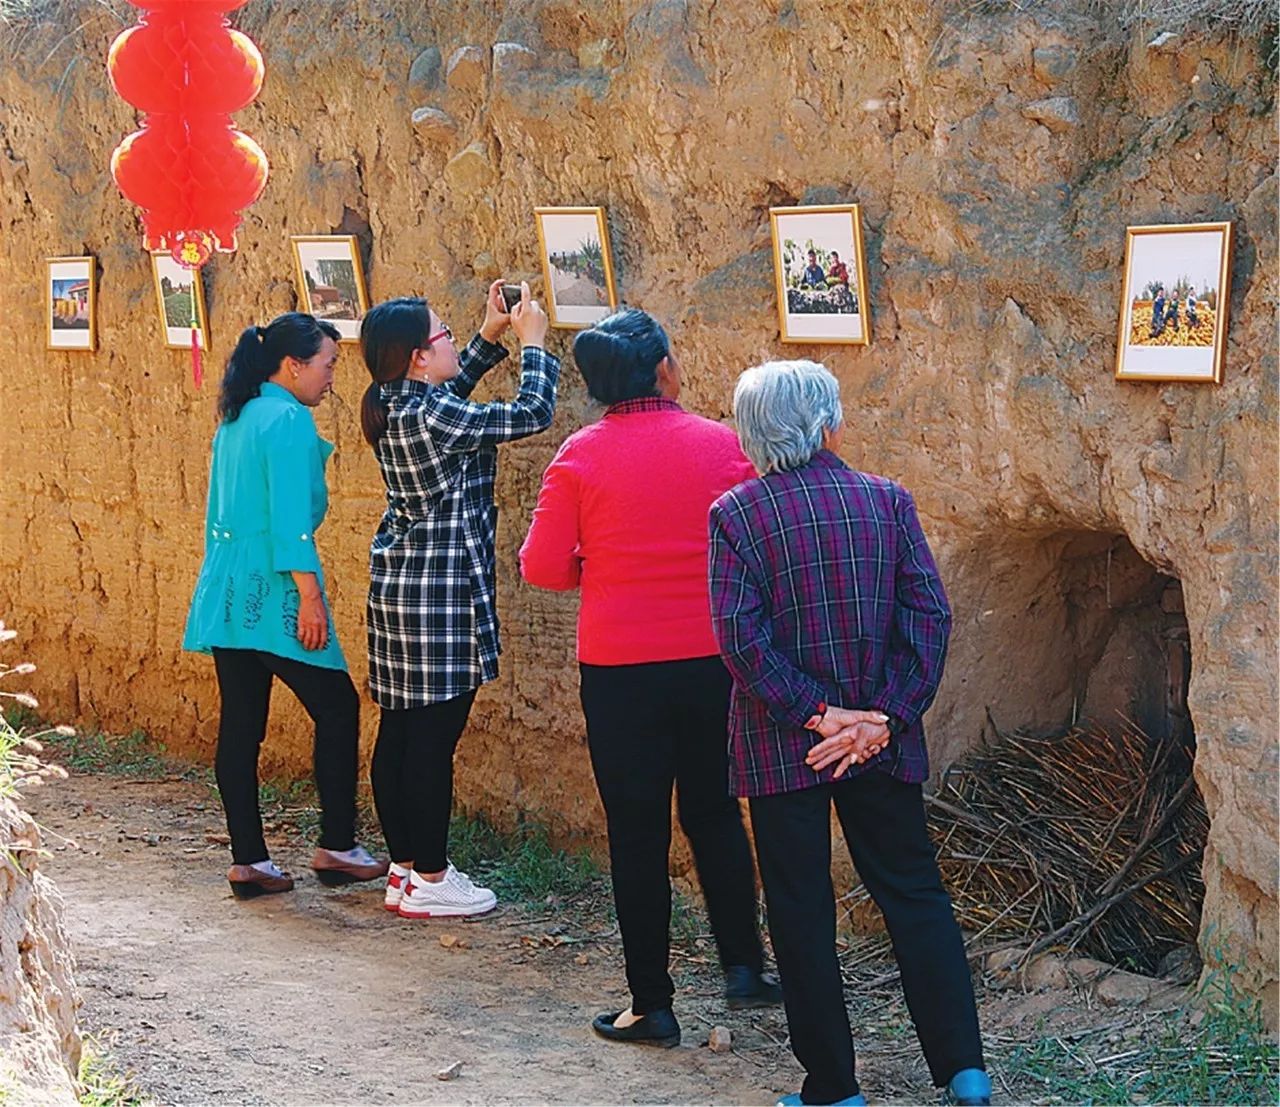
[291,574,330,651]
[510,281,549,349]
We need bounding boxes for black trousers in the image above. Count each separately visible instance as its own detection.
[211,648,359,866]
[750,772,984,1104]
[370,689,477,872]
[580,656,764,1016]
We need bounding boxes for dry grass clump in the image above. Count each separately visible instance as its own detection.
[928,720,1206,974]
[0,620,72,799]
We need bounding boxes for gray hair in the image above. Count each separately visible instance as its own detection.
[732,359,844,474]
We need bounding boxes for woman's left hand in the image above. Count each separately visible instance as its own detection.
[479,279,511,343]
[806,719,890,779]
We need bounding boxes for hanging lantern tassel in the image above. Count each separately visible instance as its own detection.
[172,233,212,388]
[190,284,203,388]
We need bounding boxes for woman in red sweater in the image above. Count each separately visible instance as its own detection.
[520,309,780,1048]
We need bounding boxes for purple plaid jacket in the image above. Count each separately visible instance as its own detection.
[708,450,951,797]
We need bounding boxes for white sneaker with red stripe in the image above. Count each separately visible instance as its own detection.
[398,864,497,919]
[384,865,409,912]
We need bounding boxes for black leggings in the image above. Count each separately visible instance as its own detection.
[370,690,477,872]
[211,648,359,866]
[750,773,984,1102]
[580,656,764,1015]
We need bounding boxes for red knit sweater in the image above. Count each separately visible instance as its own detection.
[519,397,757,665]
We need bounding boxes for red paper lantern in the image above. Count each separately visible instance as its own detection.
[107,0,268,384]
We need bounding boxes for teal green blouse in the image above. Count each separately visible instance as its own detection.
[182,382,346,671]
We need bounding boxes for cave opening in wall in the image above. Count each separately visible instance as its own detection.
[929,531,1207,977]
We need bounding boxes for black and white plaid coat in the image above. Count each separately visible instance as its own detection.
[367,335,560,709]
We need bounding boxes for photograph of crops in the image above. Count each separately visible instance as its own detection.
[1116,222,1232,383]
[150,252,207,350]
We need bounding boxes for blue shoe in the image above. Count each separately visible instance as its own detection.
[775,1095,867,1106]
[944,1068,992,1106]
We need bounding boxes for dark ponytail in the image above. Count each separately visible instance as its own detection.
[572,308,669,405]
[218,312,340,423]
[360,297,431,447]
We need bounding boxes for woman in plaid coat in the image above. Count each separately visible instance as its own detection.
[709,360,989,1107]
[359,281,560,918]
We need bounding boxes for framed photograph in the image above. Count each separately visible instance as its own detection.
[290,235,370,342]
[534,207,619,329]
[151,252,208,351]
[47,256,96,351]
[769,204,871,345]
[1115,222,1232,383]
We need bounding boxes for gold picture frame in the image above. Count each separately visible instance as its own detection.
[150,252,209,351]
[290,235,371,343]
[47,256,96,351]
[534,206,619,329]
[769,204,871,346]
[1115,221,1232,383]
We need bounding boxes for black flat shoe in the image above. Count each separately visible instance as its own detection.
[227,864,294,899]
[725,965,784,1009]
[591,1008,680,1048]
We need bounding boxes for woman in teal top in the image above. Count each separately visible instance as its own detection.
[183,312,387,899]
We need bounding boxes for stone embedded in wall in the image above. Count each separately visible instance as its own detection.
[408,46,442,91]
[445,45,488,95]
[1021,96,1080,133]
[493,42,537,80]
[411,106,459,139]
[0,801,80,1105]
[1032,44,1075,85]
[443,142,498,193]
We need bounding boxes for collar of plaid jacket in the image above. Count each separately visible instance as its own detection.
[604,396,682,416]
[793,448,849,475]
[378,377,429,400]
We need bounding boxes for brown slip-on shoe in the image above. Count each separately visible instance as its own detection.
[310,847,390,887]
[227,864,295,899]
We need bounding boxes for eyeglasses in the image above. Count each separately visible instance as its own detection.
[425,323,454,346]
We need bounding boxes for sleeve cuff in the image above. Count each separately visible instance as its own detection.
[470,333,509,364]
[271,532,322,575]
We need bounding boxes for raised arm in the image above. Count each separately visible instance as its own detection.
[446,280,518,399]
[403,345,560,453]
[446,334,509,400]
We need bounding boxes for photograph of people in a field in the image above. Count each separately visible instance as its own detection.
[1125,233,1223,348]
[1117,224,1230,382]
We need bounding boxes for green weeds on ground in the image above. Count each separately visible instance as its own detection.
[1003,967,1279,1105]
[77,1037,151,1107]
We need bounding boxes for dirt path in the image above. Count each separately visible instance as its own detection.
[29,772,809,1106]
[29,768,1208,1106]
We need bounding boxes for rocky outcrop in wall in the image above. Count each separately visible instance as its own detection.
[0,1,1274,1011]
[0,798,80,1104]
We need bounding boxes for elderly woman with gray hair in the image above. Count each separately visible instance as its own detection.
[708,360,990,1107]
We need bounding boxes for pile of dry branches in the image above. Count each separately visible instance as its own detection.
[927,720,1207,974]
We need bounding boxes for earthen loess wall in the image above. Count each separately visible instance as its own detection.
[0,1,1274,1010]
